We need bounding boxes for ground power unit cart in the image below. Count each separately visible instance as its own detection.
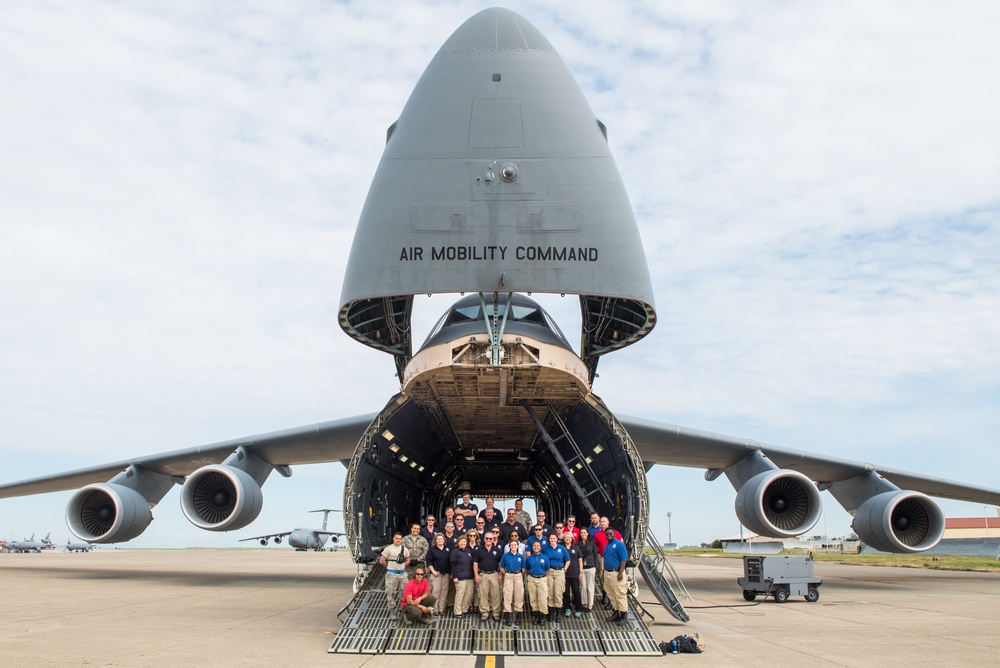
[738,555,822,603]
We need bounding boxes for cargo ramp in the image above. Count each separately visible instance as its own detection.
[329,564,665,656]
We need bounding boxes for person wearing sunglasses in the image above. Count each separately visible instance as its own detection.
[401,569,435,625]
[474,532,504,622]
[565,515,580,542]
[525,525,547,554]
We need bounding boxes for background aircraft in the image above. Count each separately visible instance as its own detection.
[239,509,344,551]
[1,5,998,550]
[5,533,54,553]
[64,539,94,553]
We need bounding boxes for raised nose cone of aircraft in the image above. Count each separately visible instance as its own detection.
[339,8,655,367]
[384,7,600,160]
[440,7,554,52]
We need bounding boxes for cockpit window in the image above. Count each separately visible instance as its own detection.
[448,305,481,323]
[542,310,567,341]
[445,303,545,327]
[510,305,544,323]
[422,294,571,350]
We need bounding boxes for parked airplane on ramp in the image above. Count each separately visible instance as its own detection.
[239,509,345,551]
[65,539,94,553]
[5,532,54,553]
[1,9,999,578]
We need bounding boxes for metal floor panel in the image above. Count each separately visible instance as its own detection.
[557,614,595,631]
[327,627,390,654]
[428,628,474,655]
[600,629,662,656]
[593,610,643,631]
[384,627,433,654]
[559,629,605,655]
[437,613,477,630]
[473,629,516,655]
[343,593,398,629]
[332,575,664,657]
[516,629,560,655]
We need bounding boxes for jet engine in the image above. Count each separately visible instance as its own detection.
[66,483,153,543]
[735,469,822,538]
[852,490,945,553]
[180,464,263,531]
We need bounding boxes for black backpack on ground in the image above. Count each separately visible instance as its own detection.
[660,634,702,654]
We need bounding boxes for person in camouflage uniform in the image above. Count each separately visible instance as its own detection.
[402,522,429,579]
[514,498,533,531]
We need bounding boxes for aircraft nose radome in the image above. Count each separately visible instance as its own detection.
[440,7,554,53]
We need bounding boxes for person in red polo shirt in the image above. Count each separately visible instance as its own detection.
[592,516,622,555]
[401,568,435,624]
[564,515,581,542]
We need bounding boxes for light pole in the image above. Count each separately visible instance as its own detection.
[666,512,672,545]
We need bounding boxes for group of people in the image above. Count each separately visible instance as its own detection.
[377,494,631,627]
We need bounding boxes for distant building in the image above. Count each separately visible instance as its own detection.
[943,517,1000,539]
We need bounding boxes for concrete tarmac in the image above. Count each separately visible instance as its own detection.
[2,549,998,666]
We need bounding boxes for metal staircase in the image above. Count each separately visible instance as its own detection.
[637,528,690,622]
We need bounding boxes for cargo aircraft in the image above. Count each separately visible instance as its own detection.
[239,509,345,551]
[2,9,999,582]
[5,532,55,553]
[64,538,94,553]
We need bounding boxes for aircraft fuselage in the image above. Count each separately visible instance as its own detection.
[342,294,650,561]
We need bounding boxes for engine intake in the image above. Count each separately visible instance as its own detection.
[66,483,153,543]
[735,469,822,538]
[853,491,944,553]
[180,464,263,531]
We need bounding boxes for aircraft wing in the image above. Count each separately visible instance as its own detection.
[238,531,293,542]
[0,413,377,500]
[620,415,1000,505]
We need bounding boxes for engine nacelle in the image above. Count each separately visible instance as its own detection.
[853,490,944,553]
[180,464,263,531]
[735,469,822,538]
[66,483,153,543]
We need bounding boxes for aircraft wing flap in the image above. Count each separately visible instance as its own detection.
[621,415,1000,506]
[239,532,293,542]
[876,471,1000,504]
[0,413,377,500]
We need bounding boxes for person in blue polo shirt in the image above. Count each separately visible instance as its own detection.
[602,527,630,625]
[525,524,547,553]
[542,532,571,622]
[499,538,525,626]
[524,539,550,625]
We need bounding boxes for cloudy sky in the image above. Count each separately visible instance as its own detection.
[1,1,998,549]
